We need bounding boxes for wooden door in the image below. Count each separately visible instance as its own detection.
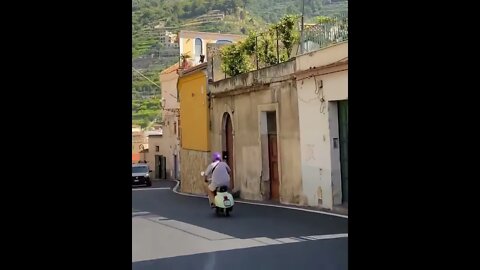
[268,134,279,200]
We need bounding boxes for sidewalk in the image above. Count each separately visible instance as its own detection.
[239,198,348,216]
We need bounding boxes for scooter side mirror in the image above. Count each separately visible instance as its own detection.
[200,171,205,176]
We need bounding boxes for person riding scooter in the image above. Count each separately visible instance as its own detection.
[203,152,231,208]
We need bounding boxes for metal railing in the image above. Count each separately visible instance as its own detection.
[207,14,348,79]
[302,16,348,54]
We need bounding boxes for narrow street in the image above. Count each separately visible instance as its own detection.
[132,181,348,270]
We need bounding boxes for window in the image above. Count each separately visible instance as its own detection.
[195,38,203,58]
[132,166,148,173]
[174,122,177,135]
[155,146,159,152]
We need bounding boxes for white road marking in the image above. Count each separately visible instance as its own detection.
[307,233,348,240]
[300,236,319,240]
[166,179,348,218]
[275,237,303,243]
[234,201,349,218]
[155,219,234,240]
[144,215,168,221]
[252,237,283,245]
[132,215,265,262]
[132,213,348,263]
[132,187,171,191]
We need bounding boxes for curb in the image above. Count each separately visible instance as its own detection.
[164,179,348,219]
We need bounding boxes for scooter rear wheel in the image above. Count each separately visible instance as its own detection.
[214,207,230,217]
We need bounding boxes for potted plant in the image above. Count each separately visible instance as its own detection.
[180,53,191,68]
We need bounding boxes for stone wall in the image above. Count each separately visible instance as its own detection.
[179,149,210,195]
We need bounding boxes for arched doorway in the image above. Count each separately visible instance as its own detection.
[222,113,234,190]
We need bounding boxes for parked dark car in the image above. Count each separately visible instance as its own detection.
[132,164,152,187]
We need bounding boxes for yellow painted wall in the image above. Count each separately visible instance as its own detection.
[180,38,193,57]
[178,70,209,151]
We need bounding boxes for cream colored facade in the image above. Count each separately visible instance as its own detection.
[206,42,347,210]
[146,130,177,179]
[159,64,181,179]
[209,60,303,203]
[176,38,348,210]
[296,42,348,209]
[178,31,244,66]
[156,31,245,180]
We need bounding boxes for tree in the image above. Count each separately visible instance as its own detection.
[258,29,278,66]
[220,43,252,76]
[240,31,257,56]
[277,15,300,58]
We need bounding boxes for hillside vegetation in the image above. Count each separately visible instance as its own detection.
[132,0,348,128]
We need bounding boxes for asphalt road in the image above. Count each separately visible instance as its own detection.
[132,180,348,270]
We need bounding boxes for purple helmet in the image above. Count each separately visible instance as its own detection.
[212,152,222,162]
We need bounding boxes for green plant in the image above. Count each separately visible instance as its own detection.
[180,53,191,60]
[258,27,278,65]
[276,15,300,58]
[220,43,252,76]
[240,31,257,56]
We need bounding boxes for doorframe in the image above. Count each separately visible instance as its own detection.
[154,155,161,179]
[328,101,343,206]
[337,100,348,204]
[257,103,281,200]
[173,154,178,180]
[221,111,235,188]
